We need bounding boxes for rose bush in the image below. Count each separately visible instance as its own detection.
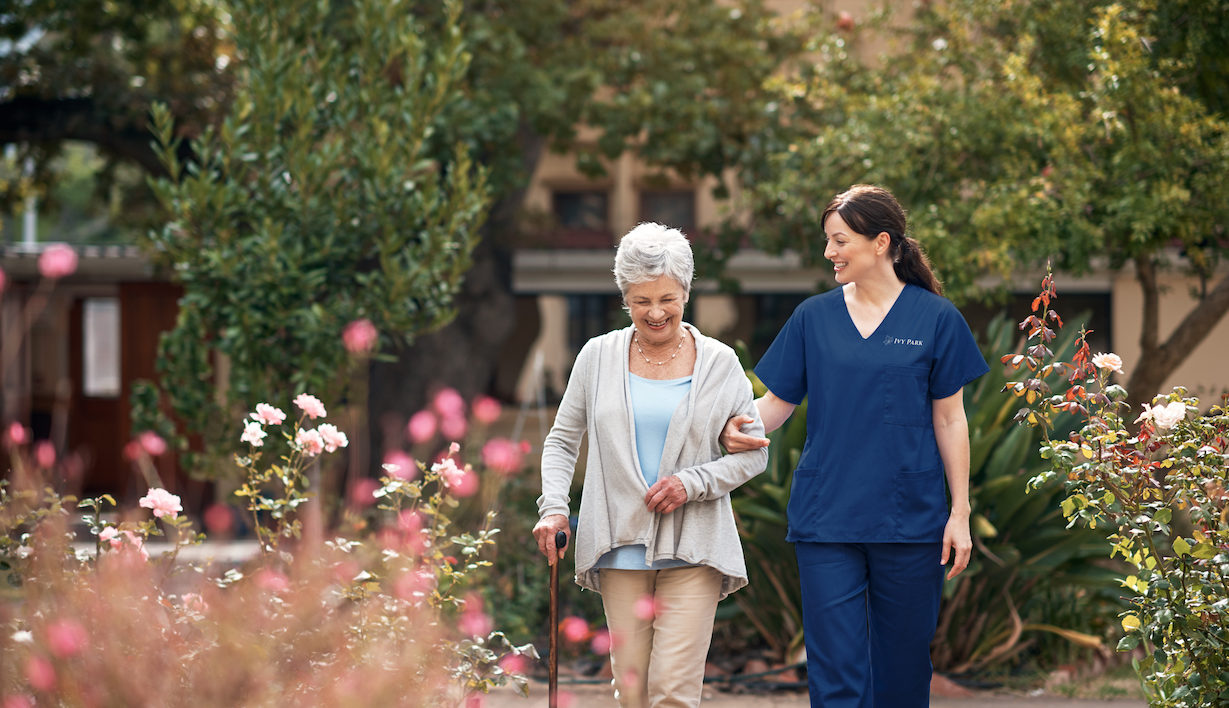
[1005,271,1229,706]
[1,395,533,706]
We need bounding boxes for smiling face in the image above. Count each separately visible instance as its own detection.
[823,211,890,284]
[624,276,687,347]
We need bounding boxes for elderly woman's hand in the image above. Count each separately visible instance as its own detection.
[645,476,688,514]
[719,415,771,454]
[533,514,570,566]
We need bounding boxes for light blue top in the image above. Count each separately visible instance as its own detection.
[596,373,692,570]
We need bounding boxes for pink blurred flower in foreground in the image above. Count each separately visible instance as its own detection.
[317,423,349,453]
[46,619,88,658]
[294,393,327,420]
[458,595,494,637]
[406,410,437,444]
[255,569,290,594]
[251,403,287,426]
[241,420,267,447]
[38,243,77,279]
[139,488,182,519]
[5,422,29,447]
[499,653,530,675]
[349,478,379,508]
[590,629,612,655]
[4,694,34,708]
[136,431,167,456]
[633,594,657,621]
[99,526,121,549]
[203,504,234,535]
[34,441,55,468]
[382,450,417,480]
[296,428,325,456]
[1091,352,1124,375]
[0,267,6,293]
[472,395,501,424]
[433,388,465,419]
[343,318,378,354]
[560,616,590,643]
[24,655,55,692]
[481,438,523,476]
[440,414,467,441]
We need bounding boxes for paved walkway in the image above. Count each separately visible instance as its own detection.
[482,682,1146,707]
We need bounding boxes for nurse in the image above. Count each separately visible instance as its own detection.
[720,184,989,707]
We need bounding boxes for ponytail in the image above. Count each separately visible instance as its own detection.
[894,236,943,296]
[822,184,943,296]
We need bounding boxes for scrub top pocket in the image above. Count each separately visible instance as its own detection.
[883,364,931,426]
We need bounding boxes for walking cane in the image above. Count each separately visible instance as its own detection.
[549,529,568,708]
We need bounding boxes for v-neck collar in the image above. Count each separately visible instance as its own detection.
[839,283,910,341]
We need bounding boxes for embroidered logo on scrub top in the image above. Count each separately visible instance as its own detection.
[883,335,924,346]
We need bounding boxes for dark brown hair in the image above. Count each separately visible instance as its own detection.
[820,184,943,295]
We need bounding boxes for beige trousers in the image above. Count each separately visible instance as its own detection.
[599,565,723,708]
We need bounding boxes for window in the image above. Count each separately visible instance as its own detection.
[83,298,120,398]
[639,190,696,232]
[566,294,625,355]
[552,191,609,232]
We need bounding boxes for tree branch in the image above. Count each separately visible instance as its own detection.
[0,95,166,176]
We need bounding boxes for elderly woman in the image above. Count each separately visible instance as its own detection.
[534,222,768,708]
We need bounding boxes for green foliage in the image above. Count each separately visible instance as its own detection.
[139,0,491,475]
[933,314,1120,675]
[738,0,1229,405]
[1009,273,1229,706]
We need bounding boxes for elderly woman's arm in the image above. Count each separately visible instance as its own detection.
[645,361,770,512]
[533,343,592,563]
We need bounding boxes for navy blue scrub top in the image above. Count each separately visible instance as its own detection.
[755,284,990,543]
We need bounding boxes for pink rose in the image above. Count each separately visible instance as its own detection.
[317,423,349,452]
[481,438,523,477]
[440,414,467,441]
[1091,352,1124,375]
[241,420,267,447]
[5,422,28,447]
[432,388,465,419]
[590,629,612,655]
[1135,400,1186,430]
[406,410,437,444]
[342,318,378,354]
[251,403,287,426]
[38,243,78,279]
[472,395,501,424]
[560,616,590,643]
[348,478,379,508]
[99,527,121,549]
[137,431,167,456]
[139,488,182,519]
[296,428,325,456]
[634,594,657,621]
[433,458,478,497]
[294,393,327,420]
[34,441,55,468]
[458,608,493,638]
[499,653,530,675]
[121,530,149,560]
[46,619,88,658]
[382,450,417,480]
[24,656,55,692]
[255,569,290,594]
[203,504,234,535]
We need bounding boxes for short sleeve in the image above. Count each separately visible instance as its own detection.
[929,302,990,399]
[754,307,808,405]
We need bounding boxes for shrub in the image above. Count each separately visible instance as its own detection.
[1006,271,1229,706]
[1,396,532,706]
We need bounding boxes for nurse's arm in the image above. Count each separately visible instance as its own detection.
[933,389,972,580]
[719,391,796,453]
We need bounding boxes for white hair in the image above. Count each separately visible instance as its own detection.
[613,222,695,299]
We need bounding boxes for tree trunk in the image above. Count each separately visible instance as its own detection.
[365,126,545,471]
[1125,257,1229,415]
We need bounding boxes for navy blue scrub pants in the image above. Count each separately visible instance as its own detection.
[795,542,944,707]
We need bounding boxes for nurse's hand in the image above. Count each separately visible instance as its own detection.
[720,415,770,454]
[533,514,570,566]
[645,476,688,514]
[941,512,973,580]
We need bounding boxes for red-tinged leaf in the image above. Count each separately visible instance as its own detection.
[1032,296,1042,312]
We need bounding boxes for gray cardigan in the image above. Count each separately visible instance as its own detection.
[537,323,768,599]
